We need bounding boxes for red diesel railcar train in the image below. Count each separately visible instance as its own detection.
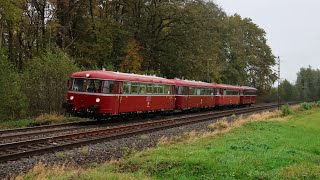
[63,70,257,118]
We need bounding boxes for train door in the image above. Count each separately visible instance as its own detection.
[113,81,121,114]
[171,85,175,108]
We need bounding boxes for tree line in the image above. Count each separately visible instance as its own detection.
[261,66,320,103]
[0,0,279,119]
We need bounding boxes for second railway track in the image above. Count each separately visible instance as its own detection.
[0,103,283,163]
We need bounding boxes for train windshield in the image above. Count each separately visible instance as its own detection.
[71,78,86,92]
[87,79,103,93]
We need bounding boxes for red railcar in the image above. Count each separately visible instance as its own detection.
[171,79,215,109]
[240,86,257,105]
[213,84,241,106]
[63,71,175,117]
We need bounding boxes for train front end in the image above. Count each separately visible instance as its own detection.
[63,71,117,119]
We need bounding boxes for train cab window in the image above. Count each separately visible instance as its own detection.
[164,85,171,95]
[131,83,139,94]
[146,84,153,94]
[87,79,102,93]
[72,78,86,92]
[140,84,146,94]
[102,80,114,94]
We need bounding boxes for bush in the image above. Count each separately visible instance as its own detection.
[0,49,27,119]
[281,104,293,116]
[300,102,314,110]
[33,113,81,126]
[315,101,320,107]
[23,49,79,116]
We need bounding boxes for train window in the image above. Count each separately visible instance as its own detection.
[215,89,220,95]
[201,89,206,95]
[225,90,239,95]
[153,85,159,94]
[189,87,195,95]
[72,78,86,92]
[102,80,114,94]
[159,85,164,94]
[131,83,139,94]
[140,84,146,94]
[244,90,257,95]
[176,86,183,95]
[87,79,102,93]
[146,84,153,94]
[223,89,227,95]
[123,82,131,94]
[164,85,171,95]
[196,89,201,95]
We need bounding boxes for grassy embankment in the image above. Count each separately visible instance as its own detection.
[19,103,320,179]
[0,113,83,129]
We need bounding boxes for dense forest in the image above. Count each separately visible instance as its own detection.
[0,0,314,119]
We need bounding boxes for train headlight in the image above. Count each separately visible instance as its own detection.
[96,98,100,103]
[70,96,74,100]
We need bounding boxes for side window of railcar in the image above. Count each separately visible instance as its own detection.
[87,79,102,93]
[210,89,214,95]
[131,83,139,94]
[153,84,159,94]
[200,89,206,95]
[189,87,195,95]
[146,84,153,94]
[72,78,86,92]
[158,85,164,94]
[102,80,113,94]
[123,82,131,94]
[224,89,227,95]
[188,87,193,95]
[164,85,171,95]
[176,86,184,95]
[215,89,220,95]
[196,88,200,95]
[140,84,146,94]
[244,90,257,96]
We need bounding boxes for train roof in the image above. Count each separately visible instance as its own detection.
[171,79,214,88]
[213,84,242,90]
[71,71,175,85]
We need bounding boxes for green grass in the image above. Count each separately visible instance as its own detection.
[0,118,35,129]
[21,108,320,180]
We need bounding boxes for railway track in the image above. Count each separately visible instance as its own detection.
[0,103,283,163]
[0,120,96,137]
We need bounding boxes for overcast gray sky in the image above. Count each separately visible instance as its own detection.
[214,0,320,83]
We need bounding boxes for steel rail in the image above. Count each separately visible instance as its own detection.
[0,104,281,163]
